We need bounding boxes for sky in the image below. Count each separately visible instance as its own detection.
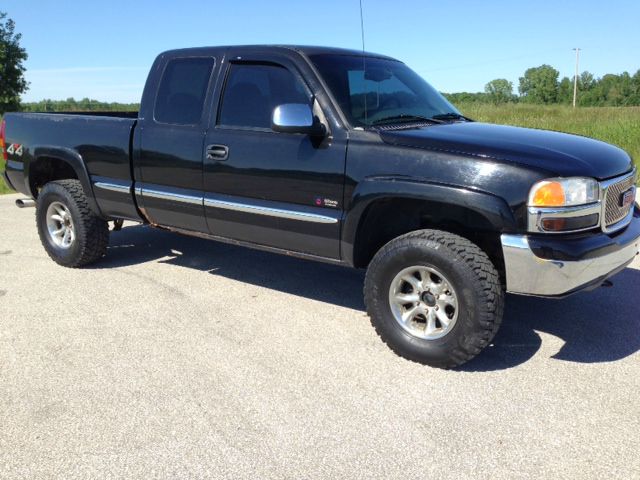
[4,0,640,103]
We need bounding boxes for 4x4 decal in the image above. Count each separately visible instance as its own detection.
[6,143,23,156]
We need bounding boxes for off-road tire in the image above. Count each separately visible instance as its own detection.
[36,180,109,267]
[364,229,504,368]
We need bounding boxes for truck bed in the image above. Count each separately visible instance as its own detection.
[3,111,139,220]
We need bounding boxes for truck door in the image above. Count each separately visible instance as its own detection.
[135,56,217,232]
[202,55,347,259]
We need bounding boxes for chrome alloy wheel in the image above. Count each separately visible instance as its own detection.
[388,266,459,340]
[46,201,76,249]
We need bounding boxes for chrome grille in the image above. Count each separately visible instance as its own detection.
[604,174,635,227]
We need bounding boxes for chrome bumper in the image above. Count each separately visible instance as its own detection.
[501,232,640,297]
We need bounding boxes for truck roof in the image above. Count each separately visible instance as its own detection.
[158,45,397,61]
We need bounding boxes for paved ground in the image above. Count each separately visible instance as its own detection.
[0,192,639,479]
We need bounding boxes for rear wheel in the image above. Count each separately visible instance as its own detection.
[36,180,109,267]
[364,229,504,368]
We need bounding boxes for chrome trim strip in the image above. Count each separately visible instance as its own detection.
[600,168,636,189]
[501,233,640,296]
[94,181,131,194]
[7,160,24,171]
[204,197,339,224]
[141,188,203,206]
[527,202,601,233]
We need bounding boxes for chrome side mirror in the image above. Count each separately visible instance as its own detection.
[271,104,326,136]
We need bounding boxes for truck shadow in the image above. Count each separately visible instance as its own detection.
[461,269,640,371]
[96,225,640,371]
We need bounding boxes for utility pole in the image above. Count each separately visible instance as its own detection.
[572,48,581,108]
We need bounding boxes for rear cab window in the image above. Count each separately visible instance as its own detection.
[154,57,215,125]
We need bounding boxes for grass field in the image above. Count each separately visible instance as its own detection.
[1,105,638,194]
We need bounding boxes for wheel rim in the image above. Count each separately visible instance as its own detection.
[46,201,76,249]
[388,265,459,340]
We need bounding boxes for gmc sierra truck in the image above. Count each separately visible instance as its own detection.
[2,45,639,368]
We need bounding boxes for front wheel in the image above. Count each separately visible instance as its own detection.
[36,179,109,267]
[364,229,504,368]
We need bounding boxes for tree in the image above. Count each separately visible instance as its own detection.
[557,77,573,104]
[484,78,514,104]
[630,70,640,105]
[0,11,28,114]
[579,71,595,91]
[518,65,559,104]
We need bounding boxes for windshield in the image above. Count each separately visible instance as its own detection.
[310,54,460,127]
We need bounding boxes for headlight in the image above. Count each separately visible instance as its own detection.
[528,177,599,207]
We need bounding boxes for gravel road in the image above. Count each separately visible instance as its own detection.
[1,192,639,479]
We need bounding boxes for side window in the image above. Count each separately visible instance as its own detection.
[154,57,215,125]
[218,63,310,129]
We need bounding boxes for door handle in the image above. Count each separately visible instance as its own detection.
[206,144,229,161]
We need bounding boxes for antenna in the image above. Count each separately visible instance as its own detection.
[359,0,368,124]
[359,0,366,52]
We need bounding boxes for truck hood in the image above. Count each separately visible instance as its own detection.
[379,122,633,180]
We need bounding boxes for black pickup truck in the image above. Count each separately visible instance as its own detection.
[3,45,639,368]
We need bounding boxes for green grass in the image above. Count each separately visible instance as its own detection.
[1,105,638,194]
[455,103,640,177]
[0,161,11,194]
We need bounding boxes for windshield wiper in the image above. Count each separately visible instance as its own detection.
[371,114,445,126]
[430,112,472,122]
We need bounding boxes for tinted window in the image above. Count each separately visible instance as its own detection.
[154,57,214,124]
[310,54,459,127]
[218,63,310,129]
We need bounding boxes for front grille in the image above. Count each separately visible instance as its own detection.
[604,174,635,227]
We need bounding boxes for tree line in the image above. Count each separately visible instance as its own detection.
[445,65,640,106]
[21,98,139,112]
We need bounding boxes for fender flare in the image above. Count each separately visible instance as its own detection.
[341,177,517,266]
[26,146,103,217]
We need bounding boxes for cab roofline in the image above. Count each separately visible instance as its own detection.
[157,44,397,61]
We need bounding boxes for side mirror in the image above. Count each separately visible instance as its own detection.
[271,103,326,136]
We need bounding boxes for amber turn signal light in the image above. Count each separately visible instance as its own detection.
[531,181,566,207]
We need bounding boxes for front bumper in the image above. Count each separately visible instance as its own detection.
[501,207,640,297]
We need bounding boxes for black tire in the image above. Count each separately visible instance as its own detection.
[36,179,109,267]
[364,229,504,369]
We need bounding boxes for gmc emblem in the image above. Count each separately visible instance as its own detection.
[620,188,635,208]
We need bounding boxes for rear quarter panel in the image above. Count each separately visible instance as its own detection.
[4,112,139,219]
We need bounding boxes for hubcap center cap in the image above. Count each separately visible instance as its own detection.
[421,291,436,307]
